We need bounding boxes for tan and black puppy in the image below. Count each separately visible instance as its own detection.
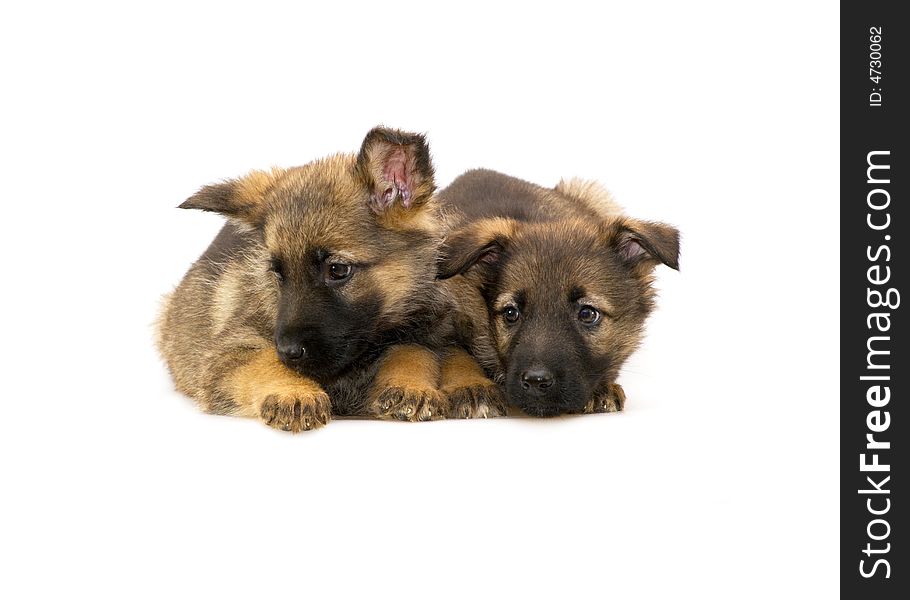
[437,169,679,417]
[158,127,462,432]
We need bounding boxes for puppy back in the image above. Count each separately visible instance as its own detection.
[440,169,622,227]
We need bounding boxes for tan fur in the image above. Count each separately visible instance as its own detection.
[210,266,248,335]
[223,348,330,430]
[439,348,506,418]
[234,167,288,215]
[369,261,430,320]
[368,344,446,421]
[372,344,440,391]
[440,347,489,389]
[584,382,626,414]
[554,177,624,218]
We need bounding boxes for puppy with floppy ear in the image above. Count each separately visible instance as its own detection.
[436,169,679,417]
[157,127,458,432]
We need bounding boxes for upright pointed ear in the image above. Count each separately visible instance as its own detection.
[438,218,518,280]
[178,168,284,227]
[609,218,680,271]
[356,126,435,214]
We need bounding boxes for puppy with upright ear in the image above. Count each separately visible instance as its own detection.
[157,126,458,432]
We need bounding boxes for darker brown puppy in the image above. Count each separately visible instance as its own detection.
[437,169,679,417]
[157,127,455,432]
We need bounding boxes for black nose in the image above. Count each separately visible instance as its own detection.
[521,368,554,393]
[276,337,306,362]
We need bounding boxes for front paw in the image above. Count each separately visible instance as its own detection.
[584,382,626,414]
[444,382,507,419]
[260,390,332,432]
[371,387,446,422]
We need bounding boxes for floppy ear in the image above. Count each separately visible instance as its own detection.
[437,218,517,280]
[356,126,435,214]
[179,168,284,226]
[610,219,680,271]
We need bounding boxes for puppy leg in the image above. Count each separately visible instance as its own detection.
[440,348,506,419]
[584,382,626,414]
[216,347,332,432]
[368,344,446,421]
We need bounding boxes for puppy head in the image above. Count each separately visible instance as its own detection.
[439,216,679,416]
[180,127,441,383]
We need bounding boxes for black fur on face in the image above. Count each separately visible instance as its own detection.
[485,239,634,416]
[495,286,614,416]
[270,247,384,384]
[440,217,679,416]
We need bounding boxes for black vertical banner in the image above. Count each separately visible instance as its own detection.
[841,2,907,597]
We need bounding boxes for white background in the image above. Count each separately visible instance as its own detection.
[0,2,838,598]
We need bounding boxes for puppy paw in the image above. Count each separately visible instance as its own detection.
[260,390,331,432]
[584,383,626,414]
[372,387,446,422]
[444,382,507,419]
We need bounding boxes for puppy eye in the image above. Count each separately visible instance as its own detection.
[325,262,354,283]
[503,306,521,323]
[578,306,601,325]
[268,259,285,282]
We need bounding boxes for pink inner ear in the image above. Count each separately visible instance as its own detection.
[382,147,413,207]
[620,238,647,262]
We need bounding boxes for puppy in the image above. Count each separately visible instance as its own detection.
[437,169,679,417]
[157,127,457,431]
